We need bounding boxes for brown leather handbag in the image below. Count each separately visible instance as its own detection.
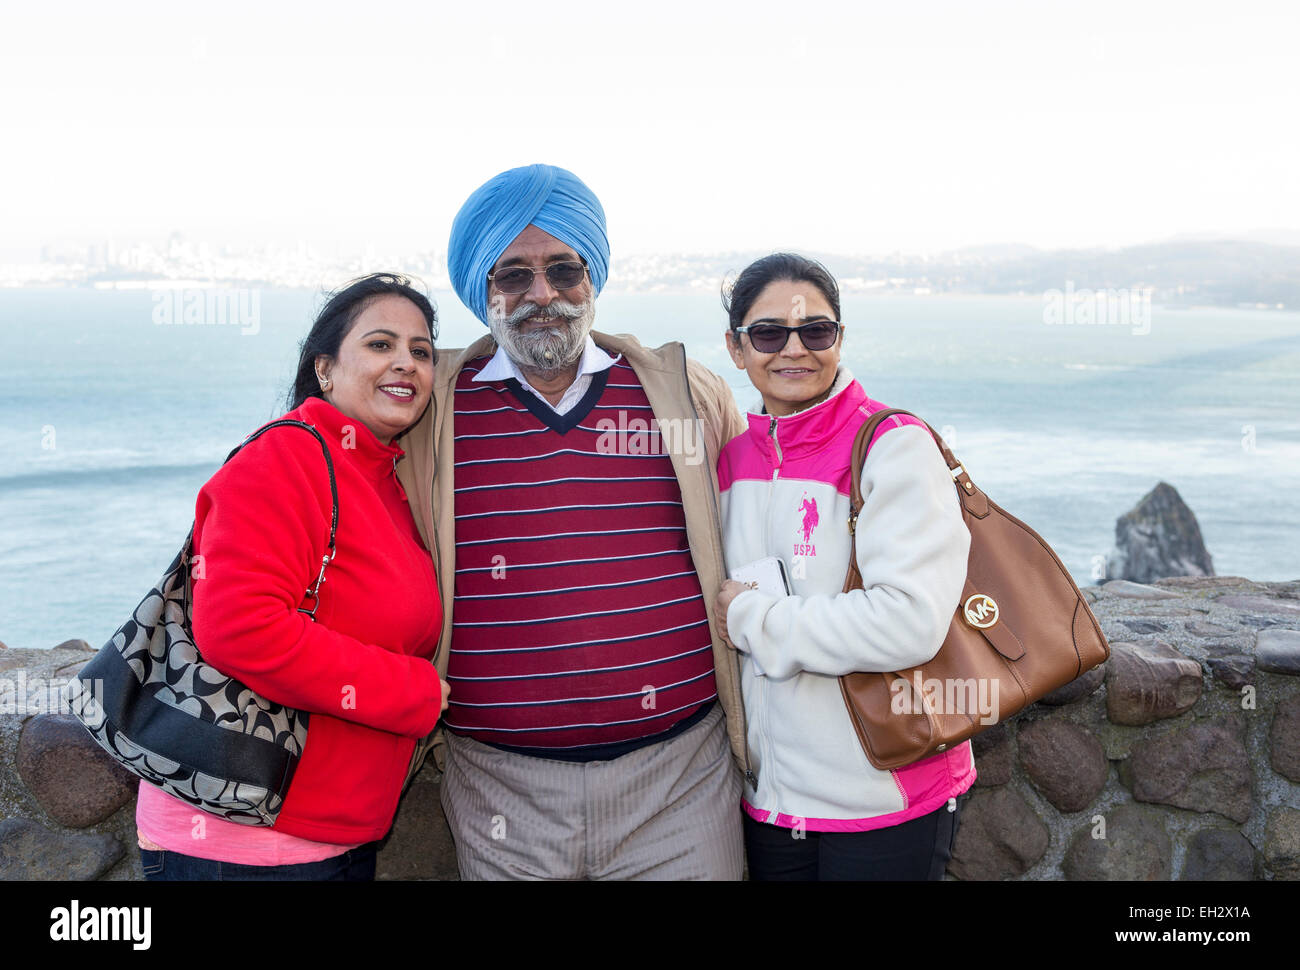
[839,409,1110,770]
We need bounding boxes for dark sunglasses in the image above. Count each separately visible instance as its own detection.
[733,320,842,353]
[487,260,588,295]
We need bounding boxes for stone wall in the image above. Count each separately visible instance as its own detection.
[2,575,1297,880]
[0,640,459,881]
[950,576,1300,880]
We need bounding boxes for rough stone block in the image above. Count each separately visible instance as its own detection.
[971,723,1011,787]
[1064,803,1171,880]
[1101,581,1181,600]
[0,817,123,880]
[1121,619,1168,635]
[1123,715,1252,823]
[948,788,1049,880]
[1185,620,1238,638]
[1205,654,1253,690]
[1018,719,1108,812]
[1269,695,1300,783]
[17,714,138,828]
[1154,577,1251,590]
[1105,641,1202,725]
[1217,595,1300,615]
[1262,808,1300,880]
[1180,828,1256,880]
[1256,629,1300,675]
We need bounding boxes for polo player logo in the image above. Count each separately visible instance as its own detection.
[800,496,819,542]
[963,593,999,629]
[794,495,819,558]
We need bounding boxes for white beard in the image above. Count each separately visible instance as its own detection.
[487,296,596,377]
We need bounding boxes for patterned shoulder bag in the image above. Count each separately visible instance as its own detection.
[65,419,338,825]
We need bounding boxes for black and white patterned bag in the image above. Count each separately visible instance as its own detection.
[65,419,337,826]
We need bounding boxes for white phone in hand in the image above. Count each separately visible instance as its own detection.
[729,556,793,597]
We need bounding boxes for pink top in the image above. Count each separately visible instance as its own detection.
[136,782,363,864]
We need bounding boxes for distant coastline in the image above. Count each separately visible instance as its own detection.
[4,238,1298,310]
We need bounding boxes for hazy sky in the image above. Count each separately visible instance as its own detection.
[2,0,1297,257]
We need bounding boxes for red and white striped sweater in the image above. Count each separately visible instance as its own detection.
[445,356,718,756]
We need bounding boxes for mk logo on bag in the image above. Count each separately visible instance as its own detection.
[963,593,999,629]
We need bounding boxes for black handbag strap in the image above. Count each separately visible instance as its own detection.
[227,419,339,552]
[182,419,340,621]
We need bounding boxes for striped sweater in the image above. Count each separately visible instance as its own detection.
[444,355,718,757]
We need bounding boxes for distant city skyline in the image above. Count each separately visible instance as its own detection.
[3,1,1298,258]
[9,230,1297,312]
[9,223,1300,267]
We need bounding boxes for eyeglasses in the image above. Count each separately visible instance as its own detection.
[733,320,842,353]
[487,261,588,295]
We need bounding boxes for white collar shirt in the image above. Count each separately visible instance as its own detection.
[473,336,620,415]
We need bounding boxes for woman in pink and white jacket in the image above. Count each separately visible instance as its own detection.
[716,253,975,880]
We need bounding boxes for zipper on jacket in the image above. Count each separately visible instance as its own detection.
[391,455,409,502]
[751,414,787,801]
[768,415,783,473]
[766,415,783,568]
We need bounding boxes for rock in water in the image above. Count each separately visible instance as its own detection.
[1108,482,1214,583]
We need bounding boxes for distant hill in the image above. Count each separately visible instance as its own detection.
[936,240,1300,306]
[611,240,1300,308]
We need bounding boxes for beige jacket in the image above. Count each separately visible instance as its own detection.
[396,330,754,781]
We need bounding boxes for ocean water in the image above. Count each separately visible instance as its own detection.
[1,287,1297,651]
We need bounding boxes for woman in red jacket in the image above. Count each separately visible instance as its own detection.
[135,274,449,881]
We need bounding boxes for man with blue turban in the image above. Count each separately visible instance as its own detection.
[396,164,751,880]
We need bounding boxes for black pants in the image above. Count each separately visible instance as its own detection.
[743,798,962,881]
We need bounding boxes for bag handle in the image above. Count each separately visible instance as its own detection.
[182,419,340,622]
[843,408,986,594]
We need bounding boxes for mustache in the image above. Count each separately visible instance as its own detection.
[502,299,588,328]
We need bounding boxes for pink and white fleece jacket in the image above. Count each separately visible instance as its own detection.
[719,368,977,831]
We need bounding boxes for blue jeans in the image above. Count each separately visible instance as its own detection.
[140,842,378,881]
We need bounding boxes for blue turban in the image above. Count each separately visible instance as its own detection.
[448,164,610,325]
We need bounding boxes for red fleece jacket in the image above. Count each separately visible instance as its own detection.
[190,396,442,843]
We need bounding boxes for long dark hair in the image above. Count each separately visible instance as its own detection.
[287,273,438,411]
[722,252,841,333]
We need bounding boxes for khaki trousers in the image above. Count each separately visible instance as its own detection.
[440,704,743,880]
